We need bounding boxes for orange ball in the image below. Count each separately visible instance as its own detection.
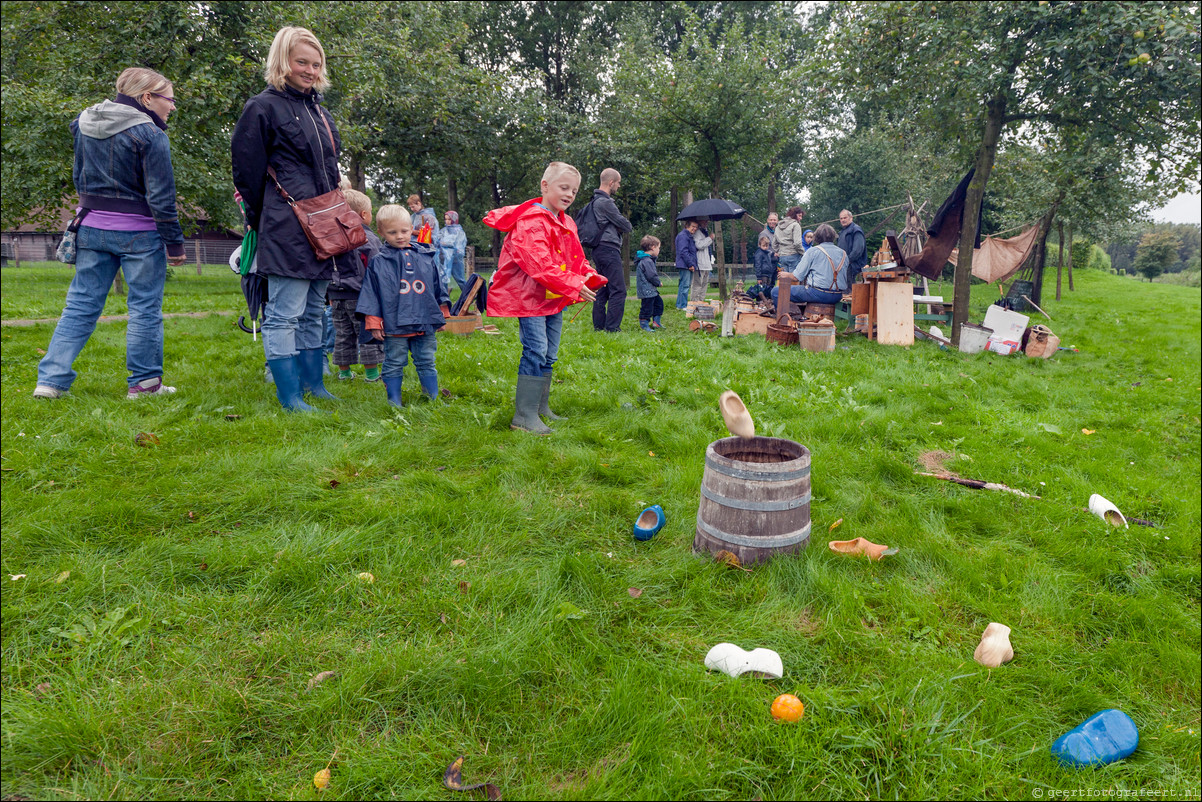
[771,693,805,722]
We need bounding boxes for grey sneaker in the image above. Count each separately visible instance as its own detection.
[33,385,65,399]
[127,378,177,398]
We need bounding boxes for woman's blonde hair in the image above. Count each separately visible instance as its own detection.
[115,67,171,100]
[541,161,581,185]
[376,204,412,228]
[264,26,330,92]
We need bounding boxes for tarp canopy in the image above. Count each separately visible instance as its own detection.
[948,224,1041,284]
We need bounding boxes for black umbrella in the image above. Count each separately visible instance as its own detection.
[238,272,268,338]
[676,198,747,221]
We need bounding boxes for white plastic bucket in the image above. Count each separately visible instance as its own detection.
[959,323,994,354]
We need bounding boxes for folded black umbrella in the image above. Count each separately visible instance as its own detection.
[676,198,747,221]
[238,272,268,337]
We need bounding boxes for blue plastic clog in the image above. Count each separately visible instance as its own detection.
[1050,709,1139,767]
[633,505,666,541]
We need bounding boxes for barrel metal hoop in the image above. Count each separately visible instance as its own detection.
[705,459,811,483]
[695,517,812,548]
[700,485,811,511]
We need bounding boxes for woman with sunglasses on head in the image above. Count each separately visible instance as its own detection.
[34,67,187,400]
[231,25,352,412]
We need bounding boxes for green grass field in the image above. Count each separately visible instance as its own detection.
[2,264,1199,800]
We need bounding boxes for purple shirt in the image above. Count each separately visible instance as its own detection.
[80,207,157,232]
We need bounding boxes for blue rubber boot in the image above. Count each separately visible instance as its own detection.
[383,376,403,407]
[266,356,315,412]
[297,348,338,400]
[639,320,653,332]
[418,371,440,400]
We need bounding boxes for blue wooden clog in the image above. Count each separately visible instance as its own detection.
[633,505,666,541]
[1051,709,1139,767]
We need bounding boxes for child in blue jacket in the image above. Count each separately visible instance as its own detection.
[356,205,450,407]
[753,234,777,291]
[635,235,664,331]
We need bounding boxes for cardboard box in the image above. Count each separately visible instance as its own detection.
[983,305,1029,355]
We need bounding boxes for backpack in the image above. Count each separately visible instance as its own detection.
[573,198,604,248]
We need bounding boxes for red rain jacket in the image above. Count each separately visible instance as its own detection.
[483,198,598,318]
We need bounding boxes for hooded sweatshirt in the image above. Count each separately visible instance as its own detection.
[483,198,597,318]
[775,217,805,257]
[72,98,184,254]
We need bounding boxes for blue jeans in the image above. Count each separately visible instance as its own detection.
[262,276,329,361]
[779,253,802,274]
[517,313,562,377]
[382,333,437,382]
[322,303,334,356]
[37,226,167,391]
[770,285,843,305]
[676,269,693,309]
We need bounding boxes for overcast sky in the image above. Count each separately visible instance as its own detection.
[1153,193,1201,226]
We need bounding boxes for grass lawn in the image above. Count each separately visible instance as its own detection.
[2,264,1199,800]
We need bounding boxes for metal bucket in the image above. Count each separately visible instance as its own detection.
[959,323,993,354]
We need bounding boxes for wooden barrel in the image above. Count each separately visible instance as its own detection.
[693,437,812,566]
[798,321,835,352]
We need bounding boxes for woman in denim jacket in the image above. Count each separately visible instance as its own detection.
[34,68,187,400]
[231,26,353,412]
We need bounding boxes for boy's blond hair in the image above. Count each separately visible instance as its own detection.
[344,189,371,215]
[264,26,330,92]
[376,204,411,228]
[541,161,581,184]
[759,235,771,246]
[640,235,660,251]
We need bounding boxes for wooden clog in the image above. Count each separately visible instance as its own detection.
[719,391,754,438]
[828,537,896,561]
[973,622,1014,668]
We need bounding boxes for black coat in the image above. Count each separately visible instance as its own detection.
[231,84,354,281]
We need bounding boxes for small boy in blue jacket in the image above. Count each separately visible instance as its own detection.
[753,234,777,291]
[356,205,450,407]
[635,235,664,331]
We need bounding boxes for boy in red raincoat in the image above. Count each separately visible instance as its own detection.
[484,161,603,435]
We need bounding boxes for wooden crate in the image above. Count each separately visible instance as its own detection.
[733,311,772,336]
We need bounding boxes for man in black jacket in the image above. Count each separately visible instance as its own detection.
[838,209,868,284]
[589,168,633,332]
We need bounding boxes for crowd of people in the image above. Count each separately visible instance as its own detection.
[33,23,876,435]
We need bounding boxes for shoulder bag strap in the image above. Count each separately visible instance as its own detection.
[315,105,337,152]
[265,166,296,205]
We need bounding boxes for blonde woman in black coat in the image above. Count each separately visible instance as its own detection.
[232,26,352,411]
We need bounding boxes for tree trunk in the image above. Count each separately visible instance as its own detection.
[1030,193,1063,306]
[767,172,777,214]
[447,175,459,212]
[490,170,502,257]
[621,194,631,290]
[951,95,1005,346]
[1067,221,1075,291]
[715,220,726,303]
[348,154,366,193]
[670,186,679,244]
[1056,220,1064,302]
